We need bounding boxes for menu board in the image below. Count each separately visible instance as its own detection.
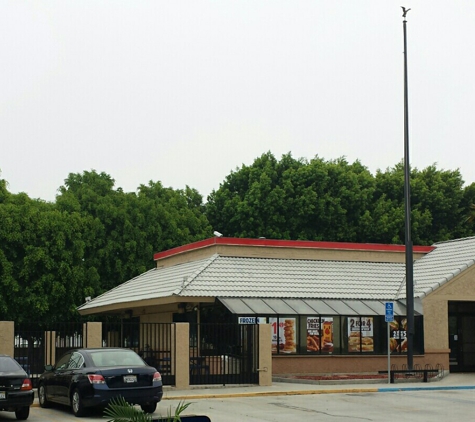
[270,318,296,353]
[390,318,407,353]
[348,317,374,352]
[306,317,334,353]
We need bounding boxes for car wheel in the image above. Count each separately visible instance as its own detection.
[38,384,51,408]
[72,388,87,417]
[141,403,157,414]
[15,406,30,420]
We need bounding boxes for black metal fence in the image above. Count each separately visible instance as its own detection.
[102,320,175,385]
[14,322,85,388]
[189,323,259,385]
[12,321,258,388]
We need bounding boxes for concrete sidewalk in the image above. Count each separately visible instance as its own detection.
[160,373,475,400]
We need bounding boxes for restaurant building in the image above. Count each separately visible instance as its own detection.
[77,236,475,375]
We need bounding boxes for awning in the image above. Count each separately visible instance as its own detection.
[218,297,423,316]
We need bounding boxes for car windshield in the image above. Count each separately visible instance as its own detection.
[89,350,145,367]
[0,357,22,373]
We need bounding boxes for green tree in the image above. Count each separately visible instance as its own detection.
[0,190,94,323]
[1,169,212,322]
[207,153,474,245]
[461,182,475,227]
[370,163,470,245]
[206,152,375,242]
[56,170,212,294]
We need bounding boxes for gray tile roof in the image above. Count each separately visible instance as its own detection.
[77,236,475,313]
[179,257,404,300]
[409,236,475,299]
[77,256,218,311]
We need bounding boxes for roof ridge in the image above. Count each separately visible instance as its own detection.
[394,270,409,300]
[432,236,475,246]
[222,255,403,265]
[176,254,220,294]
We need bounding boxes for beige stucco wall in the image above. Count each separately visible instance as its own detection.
[84,322,102,348]
[0,321,14,356]
[156,243,428,268]
[258,324,272,386]
[174,323,190,389]
[45,331,55,366]
[423,265,475,353]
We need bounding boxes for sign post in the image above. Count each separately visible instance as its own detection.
[385,302,394,384]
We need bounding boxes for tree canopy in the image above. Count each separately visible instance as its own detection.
[206,152,475,244]
[0,170,212,322]
[1,155,475,322]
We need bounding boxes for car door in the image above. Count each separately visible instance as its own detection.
[57,351,85,404]
[47,352,71,401]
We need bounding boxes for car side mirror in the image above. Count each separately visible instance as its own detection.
[44,364,54,371]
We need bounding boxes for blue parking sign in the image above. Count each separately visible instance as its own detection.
[385,302,394,322]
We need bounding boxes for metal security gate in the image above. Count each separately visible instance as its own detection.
[13,322,85,388]
[190,323,259,385]
[13,324,45,388]
[54,322,87,361]
[102,320,175,385]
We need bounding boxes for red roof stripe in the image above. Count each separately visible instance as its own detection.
[153,237,435,261]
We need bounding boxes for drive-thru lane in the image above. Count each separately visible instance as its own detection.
[4,389,475,422]
[5,374,475,422]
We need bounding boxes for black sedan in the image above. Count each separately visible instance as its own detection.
[0,354,34,420]
[38,348,163,417]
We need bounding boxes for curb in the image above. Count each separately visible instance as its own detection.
[162,388,379,400]
[378,385,475,392]
[162,384,475,400]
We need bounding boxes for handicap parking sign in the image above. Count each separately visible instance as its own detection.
[385,302,394,322]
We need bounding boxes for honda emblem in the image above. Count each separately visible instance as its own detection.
[128,369,133,373]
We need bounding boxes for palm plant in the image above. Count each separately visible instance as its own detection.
[103,397,191,422]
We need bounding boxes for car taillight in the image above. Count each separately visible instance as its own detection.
[87,374,106,384]
[153,372,162,382]
[21,379,32,391]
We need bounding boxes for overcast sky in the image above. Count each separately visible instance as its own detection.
[2,1,474,202]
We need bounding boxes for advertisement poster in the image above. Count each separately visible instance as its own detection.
[270,318,296,353]
[348,317,374,352]
[389,318,407,353]
[306,317,334,353]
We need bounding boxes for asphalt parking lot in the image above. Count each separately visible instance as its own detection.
[2,388,475,422]
[158,389,475,422]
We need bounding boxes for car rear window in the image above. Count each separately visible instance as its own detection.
[89,350,145,367]
[0,357,23,372]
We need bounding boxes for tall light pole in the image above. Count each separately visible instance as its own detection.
[402,6,414,371]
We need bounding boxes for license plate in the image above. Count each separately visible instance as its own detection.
[0,391,5,399]
[123,375,137,383]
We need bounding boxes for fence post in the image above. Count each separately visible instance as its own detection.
[84,322,102,348]
[174,323,190,389]
[107,330,120,347]
[0,321,14,356]
[258,324,272,386]
[45,331,56,365]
